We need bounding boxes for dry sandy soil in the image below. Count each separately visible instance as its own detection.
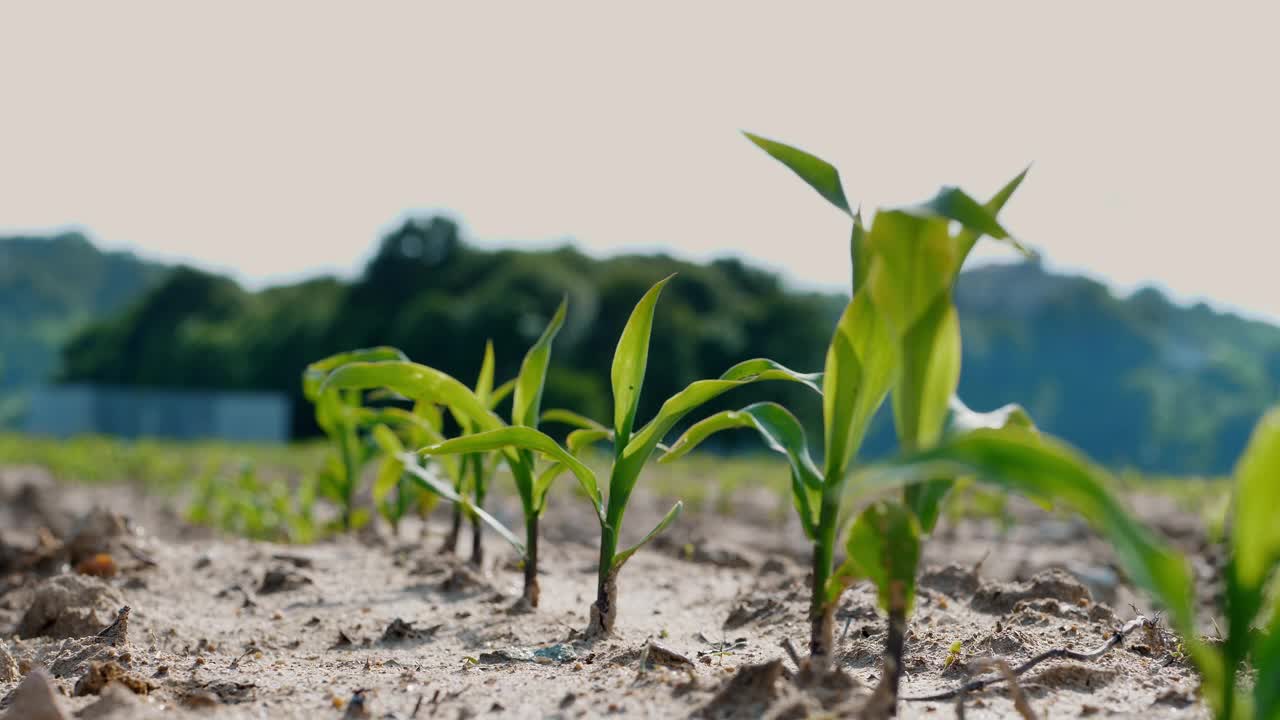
[0,465,1217,719]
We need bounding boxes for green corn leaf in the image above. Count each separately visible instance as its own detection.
[568,428,612,454]
[911,186,1011,241]
[621,358,820,473]
[719,357,824,395]
[321,361,504,433]
[611,501,683,572]
[532,462,568,513]
[611,275,675,444]
[542,408,610,432]
[373,456,403,506]
[851,210,870,295]
[399,457,526,556]
[475,340,496,403]
[894,294,962,452]
[947,396,1036,436]
[1231,408,1280,592]
[864,211,958,336]
[302,346,407,400]
[823,292,898,481]
[831,501,921,609]
[743,132,851,215]
[855,428,1198,640]
[956,167,1031,264]
[513,297,568,428]
[420,426,603,522]
[488,378,516,410]
[661,402,822,538]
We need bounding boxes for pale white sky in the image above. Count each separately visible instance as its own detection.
[2,3,1277,319]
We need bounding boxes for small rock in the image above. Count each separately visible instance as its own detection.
[533,644,577,663]
[644,641,694,669]
[380,619,440,644]
[2,669,69,720]
[17,575,125,640]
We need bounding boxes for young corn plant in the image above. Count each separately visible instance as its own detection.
[302,346,409,529]
[661,133,1029,666]
[439,341,516,566]
[358,280,819,633]
[319,299,571,608]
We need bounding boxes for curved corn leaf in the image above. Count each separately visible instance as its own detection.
[399,456,525,555]
[541,408,609,432]
[321,361,504,433]
[947,395,1035,436]
[302,346,407,400]
[743,132,851,215]
[661,402,822,538]
[611,275,674,445]
[853,428,1197,639]
[421,426,603,522]
[910,186,1011,242]
[864,211,958,336]
[955,167,1031,264]
[513,297,568,428]
[488,378,516,409]
[824,292,897,481]
[611,501,683,572]
[851,210,870,295]
[830,501,921,608]
[568,428,612,454]
[370,424,407,505]
[720,358,823,395]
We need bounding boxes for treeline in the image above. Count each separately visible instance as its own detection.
[60,217,842,444]
[49,217,1280,474]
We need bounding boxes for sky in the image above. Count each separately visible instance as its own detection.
[3,2,1278,319]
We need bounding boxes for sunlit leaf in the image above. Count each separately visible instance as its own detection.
[513,297,568,428]
[611,275,674,444]
[302,346,407,401]
[322,361,504,433]
[743,132,851,215]
[955,167,1031,264]
[399,457,525,555]
[823,292,897,481]
[542,408,610,432]
[421,426,603,522]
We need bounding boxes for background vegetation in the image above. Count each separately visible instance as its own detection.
[4,218,1279,474]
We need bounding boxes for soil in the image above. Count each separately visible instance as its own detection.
[0,465,1216,719]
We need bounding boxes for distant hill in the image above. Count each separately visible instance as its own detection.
[954,260,1280,473]
[0,233,168,425]
[9,223,1280,474]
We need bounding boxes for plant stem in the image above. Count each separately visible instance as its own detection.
[470,455,486,567]
[809,488,841,664]
[522,514,540,607]
[469,511,484,567]
[588,525,618,636]
[880,586,911,707]
[441,504,462,554]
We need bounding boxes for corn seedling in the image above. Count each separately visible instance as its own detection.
[663,135,1200,720]
[437,341,516,565]
[318,299,572,608]
[354,282,819,631]
[302,346,409,529]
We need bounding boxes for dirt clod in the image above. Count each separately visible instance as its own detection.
[0,645,19,683]
[258,567,312,594]
[698,659,785,719]
[380,618,440,643]
[17,575,126,640]
[2,669,68,720]
[73,660,155,696]
[971,569,1091,614]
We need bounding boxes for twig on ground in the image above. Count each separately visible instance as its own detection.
[903,614,1155,702]
[976,658,1036,719]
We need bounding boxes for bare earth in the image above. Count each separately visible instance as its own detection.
[0,466,1214,719]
